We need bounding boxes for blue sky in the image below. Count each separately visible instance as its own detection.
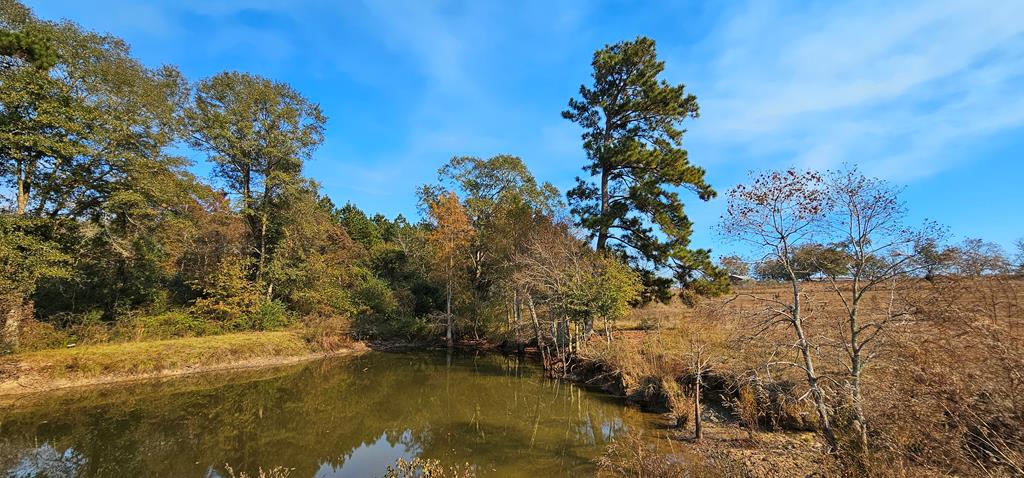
[28,0,1024,257]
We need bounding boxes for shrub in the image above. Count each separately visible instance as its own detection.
[352,311,438,341]
[289,287,355,318]
[17,319,71,352]
[251,300,291,331]
[353,273,398,317]
[190,260,265,328]
[300,316,352,353]
[731,384,763,440]
[125,311,224,340]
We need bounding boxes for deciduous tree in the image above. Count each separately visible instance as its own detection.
[187,71,326,287]
[0,215,68,350]
[821,166,940,451]
[426,192,475,347]
[719,168,837,449]
[719,255,749,277]
[951,238,1011,276]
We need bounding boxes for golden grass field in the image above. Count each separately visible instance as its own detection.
[587,277,1024,477]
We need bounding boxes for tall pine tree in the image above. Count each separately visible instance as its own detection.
[563,36,727,301]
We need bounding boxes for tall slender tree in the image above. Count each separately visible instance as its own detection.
[187,72,326,287]
[426,192,475,347]
[821,166,941,452]
[563,36,725,300]
[719,169,838,450]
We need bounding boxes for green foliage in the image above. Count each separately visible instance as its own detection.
[590,255,643,319]
[793,243,851,279]
[554,252,642,337]
[187,72,325,207]
[187,70,327,293]
[753,243,852,281]
[0,27,57,70]
[251,300,290,331]
[563,36,724,300]
[352,271,398,318]
[266,184,360,318]
[418,155,565,338]
[191,264,292,331]
[17,318,68,351]
[0,215,69,304]
[0,2,740,353]
[129,311,224,339]
[190,260,266,328]
[337,202,387,249]
[421,155,562,218]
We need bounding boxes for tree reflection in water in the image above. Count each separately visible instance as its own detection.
[0,351,649,477]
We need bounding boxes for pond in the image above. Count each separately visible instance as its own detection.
[0,351,654,477]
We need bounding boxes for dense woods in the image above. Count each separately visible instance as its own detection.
[2,2,1022,477]
[0,3,703,360]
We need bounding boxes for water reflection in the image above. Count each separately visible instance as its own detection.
[0,351,647,477]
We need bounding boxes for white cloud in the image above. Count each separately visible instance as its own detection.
[687,0,1024,180]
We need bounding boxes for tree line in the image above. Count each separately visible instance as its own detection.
[0,1,721,359]
[720,236,1023,282]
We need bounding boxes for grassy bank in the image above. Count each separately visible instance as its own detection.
[0,331,367,396]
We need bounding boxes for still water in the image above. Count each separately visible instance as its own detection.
[0,351,652,477]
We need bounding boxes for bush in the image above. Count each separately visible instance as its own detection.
[300,316,352,353]
[353,273,398,318]
[190,260,265,328]
[35,310,112,346]
[17,319,71,352]
[352,310,438,341]
[251,300,291,331]
[289,287,355,318]
[123,311,224,340]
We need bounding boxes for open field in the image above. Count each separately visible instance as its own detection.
[584,277,1024,477]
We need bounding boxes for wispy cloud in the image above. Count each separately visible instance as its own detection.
[686,0,1024,180]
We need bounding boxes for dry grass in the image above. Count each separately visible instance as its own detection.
[0,331,365,395]
[590,277,1024,477]
[224,463,292,478]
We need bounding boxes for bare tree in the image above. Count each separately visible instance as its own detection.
[687,332,714,441]
[1014,237,1024,273]
[512,219,583,371]
[953,238,1012,276]
[719,168,838,450]
[821,166,940,451]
